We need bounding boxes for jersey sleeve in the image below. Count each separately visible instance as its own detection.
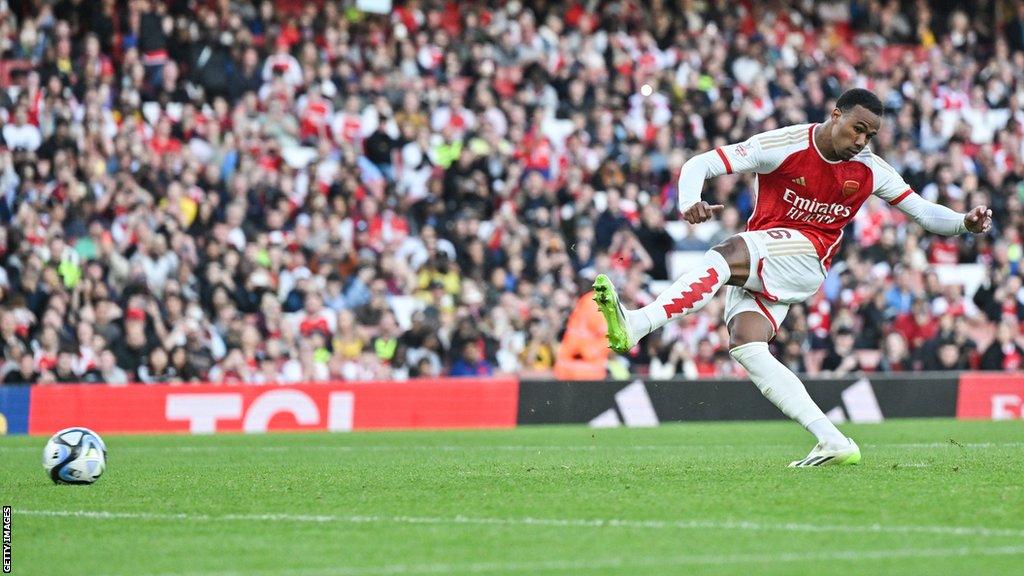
[678,126,804,213]
[870,154,967,235]
[869,154,914,206]
[712,132,791,175]
[892,192,968,236]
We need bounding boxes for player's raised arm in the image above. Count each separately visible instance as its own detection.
[870,154,992,236]
[895,194,992,235]
[678,126,801,224]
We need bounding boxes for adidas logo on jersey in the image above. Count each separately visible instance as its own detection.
[791,177,806,187]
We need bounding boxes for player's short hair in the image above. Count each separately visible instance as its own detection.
[835,88,884,116]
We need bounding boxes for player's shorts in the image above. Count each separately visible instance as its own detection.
[723,228,825,335]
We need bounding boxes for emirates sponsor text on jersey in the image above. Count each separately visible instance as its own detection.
[781,188,854,223]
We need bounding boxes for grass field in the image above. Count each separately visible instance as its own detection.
[1,419,1023,575]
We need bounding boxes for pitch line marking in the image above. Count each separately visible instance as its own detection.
[146,545,1024,575]
[4,441,1023,453]
[16,509,1024,540]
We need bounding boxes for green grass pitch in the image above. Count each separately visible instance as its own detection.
[1,419,1023,575]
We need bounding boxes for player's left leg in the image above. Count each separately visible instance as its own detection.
[720,230,859,466]
[727,311,860,467]
[593,236,750,353]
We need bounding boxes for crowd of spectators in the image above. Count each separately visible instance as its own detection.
[1,0,1023,385]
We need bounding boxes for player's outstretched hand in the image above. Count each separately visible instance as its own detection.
[964,205,993,234]
[682,201,725,224]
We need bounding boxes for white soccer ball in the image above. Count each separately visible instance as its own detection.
[42,427,107,485]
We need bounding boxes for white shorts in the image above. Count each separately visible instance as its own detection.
[723,228,826,335]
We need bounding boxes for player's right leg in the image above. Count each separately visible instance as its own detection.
[593,237,750,353]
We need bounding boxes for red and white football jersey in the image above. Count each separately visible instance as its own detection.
[709,123,913,269]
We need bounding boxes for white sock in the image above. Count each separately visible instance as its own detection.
[729,342,847,448]
[806,418,847,448]
[628,250,731,342]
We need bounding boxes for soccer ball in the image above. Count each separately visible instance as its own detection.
[42,427,107,485]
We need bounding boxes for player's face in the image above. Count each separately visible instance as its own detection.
[830,105,881,160]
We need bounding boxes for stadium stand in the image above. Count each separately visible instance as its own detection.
[0,0,1022,384]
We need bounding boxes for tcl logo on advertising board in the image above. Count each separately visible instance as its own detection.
[28,379,519,435]
[164,389,355,433]
[956,374,1024,420]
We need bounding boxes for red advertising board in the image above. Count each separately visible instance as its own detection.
[956,374,1024,420]
[28,379,519,435]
